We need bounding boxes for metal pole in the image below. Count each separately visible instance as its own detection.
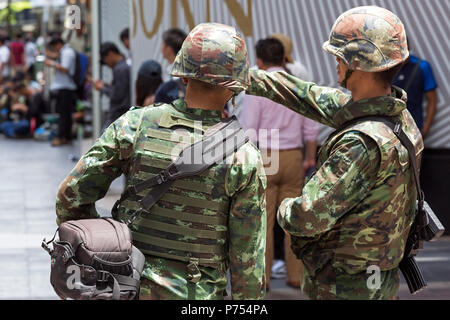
[7,0,11,36]
[91,0,101,140]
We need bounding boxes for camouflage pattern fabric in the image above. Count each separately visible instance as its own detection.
[323,6,409,72]
[56,99,267,300]
[246,69,423,300]
[171,23,250,93]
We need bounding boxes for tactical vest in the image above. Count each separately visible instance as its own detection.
[118,106,232,271]
[314,109,424,274]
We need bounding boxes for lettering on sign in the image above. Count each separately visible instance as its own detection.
[132,0,253,38]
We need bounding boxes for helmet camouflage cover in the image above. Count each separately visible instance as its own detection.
[171,23,250,93]
[323,6,409,72]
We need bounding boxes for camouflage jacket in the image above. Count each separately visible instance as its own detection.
[247,70,424,300]
[56,99,267,300]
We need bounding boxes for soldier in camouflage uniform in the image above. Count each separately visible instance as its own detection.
[246,6,423,299]
[56,23,267,300]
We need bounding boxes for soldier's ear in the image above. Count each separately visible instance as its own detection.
[256,58,264,70]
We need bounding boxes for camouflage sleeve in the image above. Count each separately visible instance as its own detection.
[226,144,267,300]
[246,69,351,128]
[277,133,380,252]
[56,109,144,225]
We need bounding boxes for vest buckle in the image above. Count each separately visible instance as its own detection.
[186,258,201,284]
[156,171,168,185]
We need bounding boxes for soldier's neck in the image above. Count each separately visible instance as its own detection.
[184,92,227,112]
[349,74,392,101]
[352,87,391,102]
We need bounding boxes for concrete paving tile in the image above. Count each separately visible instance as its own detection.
[1,138,450,300]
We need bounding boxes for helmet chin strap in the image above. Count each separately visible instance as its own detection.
[340,69,354,89]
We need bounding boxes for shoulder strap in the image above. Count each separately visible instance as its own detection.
[338,116,424,208]
[404,58,422,92]
[114,116,248,224]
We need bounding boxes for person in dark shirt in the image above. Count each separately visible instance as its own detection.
[393,53,438,138]
[135,59,162,106]
[92,42,131,128]
[154,78,185,104]
[14,81,46,129]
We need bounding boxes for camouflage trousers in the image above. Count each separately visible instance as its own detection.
[139,257,229,300]
[301,263,401,300]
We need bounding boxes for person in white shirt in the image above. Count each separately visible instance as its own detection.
[25,36,37,76]
[0,36,10,79]
[44,37,77,147]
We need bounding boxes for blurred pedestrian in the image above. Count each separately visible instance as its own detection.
[135,59,162,106]
[154,29,187,104]
[0,36,10,80]
[268,34,318,277]
[0,77,15,126]
[92,42,131,128]
[14,81,47,132]
[25,35,37,79]
[0,83,30,138]
[10,33,26,75]
[120,28,130,51]
[241,38,319,290]
[271,33,311,81]
[161,28,187,81]
[393,44,438,139]
[44,37,77,146]
[120,28,131,66]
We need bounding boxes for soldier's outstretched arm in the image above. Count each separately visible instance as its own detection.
[56,109,143,225]
[246,69,351,128]
[226,146,267,300]
[277,133,380,253]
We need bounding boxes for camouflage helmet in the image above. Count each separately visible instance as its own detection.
[171,23,250,93]
[323,6,409,72]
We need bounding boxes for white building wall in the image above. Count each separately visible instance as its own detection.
[130,0,450,148]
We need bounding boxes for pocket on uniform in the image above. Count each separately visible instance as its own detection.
[395,144,409,169]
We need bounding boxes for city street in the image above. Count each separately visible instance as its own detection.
[0,137,449,300]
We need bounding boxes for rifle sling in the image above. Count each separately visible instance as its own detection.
[336,116,424,207]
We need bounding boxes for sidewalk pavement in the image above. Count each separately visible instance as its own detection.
[0,137,449,300]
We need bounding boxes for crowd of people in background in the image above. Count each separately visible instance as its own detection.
[0,32,45,140]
